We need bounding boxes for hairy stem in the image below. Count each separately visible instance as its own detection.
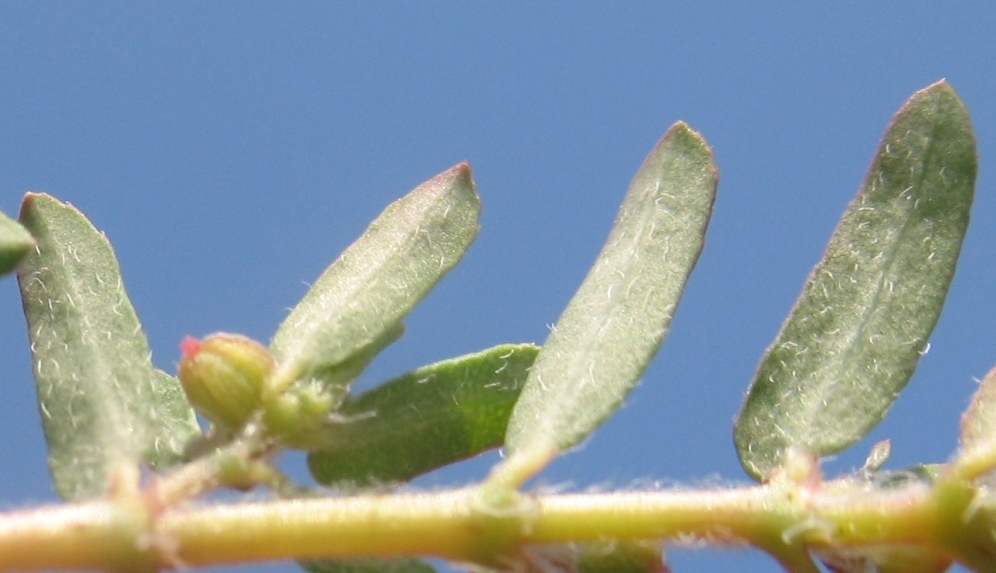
[1,475,978,572]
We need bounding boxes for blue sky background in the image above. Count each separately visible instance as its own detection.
[2,4,995,572]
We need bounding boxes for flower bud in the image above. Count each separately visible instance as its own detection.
[178,333,274,431]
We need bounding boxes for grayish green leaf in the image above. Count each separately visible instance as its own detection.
[0,208,33,277]
[735,81,977,481]
[504,122,717,458]
[313,322,405,392]
[960,364,996,457]
[299,557,436,573]
[577,541,665,573]
[270,164,480,402]
[17,194,200,500]
[309,344,538,485]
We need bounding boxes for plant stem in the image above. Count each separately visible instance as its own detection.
[0,479,973,571]
[0,501,154,572]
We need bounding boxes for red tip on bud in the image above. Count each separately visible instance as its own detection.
[181,336,203,359]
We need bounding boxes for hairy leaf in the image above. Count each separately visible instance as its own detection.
[17,194,200,500]
[504,122,717,462]
[960,364,996,462]
[735,81,977,481]
[308,344,539,485]
[0,208,33,277]
[270,164,480,401]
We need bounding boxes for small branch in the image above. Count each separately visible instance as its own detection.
[0,477,962,572]
[0,501,153,572]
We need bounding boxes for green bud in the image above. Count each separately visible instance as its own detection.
[263,380,336,450]
[178,333,274,431]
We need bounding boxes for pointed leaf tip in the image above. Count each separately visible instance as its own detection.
[270,164,481,400]
[309,343,539,485]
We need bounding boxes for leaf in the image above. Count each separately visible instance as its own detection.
[958,364,996,475]
[269,164,480,401]
[576,541,666,573]
[815,544,951,573]
[735,81,977,481]
[308,344,538,485]
[311,322,405,392]
[962,363,996,453]
[503,122,717,463]
[17,193,200,500]
[299,557,437,573]
[0,208,34,277]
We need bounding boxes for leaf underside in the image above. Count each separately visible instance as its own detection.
[270,164,481,402]
[308,343,539,486]
[503,121,718,460]
[735,80,977,481]
[17,194,199,500]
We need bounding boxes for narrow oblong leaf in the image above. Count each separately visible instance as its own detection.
[308,343,539,485]
[17,194,200,500]
[504,122,717,460]
[270,164,480,401]
[0,208,34,277]
[735,81,977,481]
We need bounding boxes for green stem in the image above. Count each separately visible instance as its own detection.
[0,479,969,571]
[929,478,996,573]
[0,501,154,572]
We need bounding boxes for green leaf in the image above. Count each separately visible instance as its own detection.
[576,541,665,573]
[299,557,436,573]
[308,343,539,486]
[17,193,200,500]
[270,164,480,401]
[959,364,996,470]
[0,207,34,277]
[815,544,951,573]
[503,122,717,463]
[311,322,405,392]
[735,80,977,481]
